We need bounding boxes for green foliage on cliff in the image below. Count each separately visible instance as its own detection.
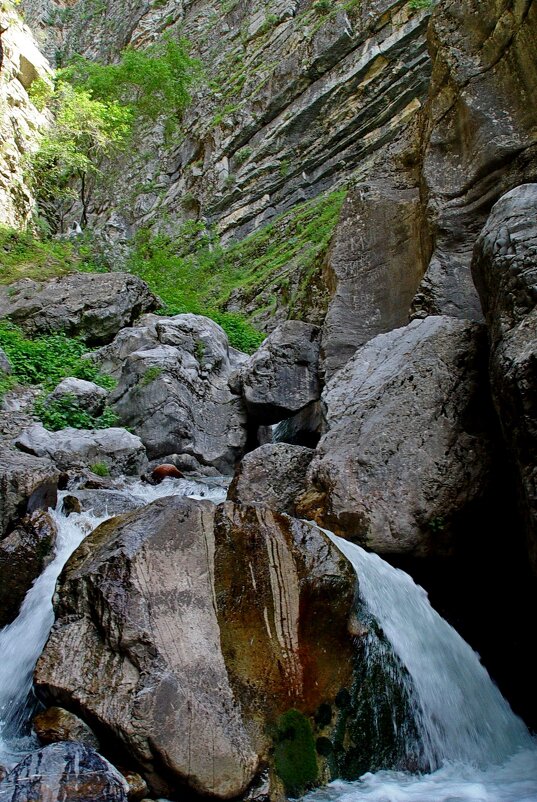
[60,37,198,127]
[0,226,107,284]
[28,37,199,231]
[128,189,346,351]
[0,321,114,391]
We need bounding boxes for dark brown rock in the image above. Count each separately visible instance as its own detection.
[0,448,59,538]
[150,464,184,482]
[33,706,99,749]
[62,495,82,516]
[0,510,57,627]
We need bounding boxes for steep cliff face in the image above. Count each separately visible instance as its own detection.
[0,5,51,228]
[19,0,432,244]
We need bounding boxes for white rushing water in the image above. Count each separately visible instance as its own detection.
[0,476,228,767]
[305,531,537,802]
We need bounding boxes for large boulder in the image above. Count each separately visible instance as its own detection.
[15,424,147,476]
[472,184,537,571]
[228,443,315,515]
[34,496,260,799]
[0,273,160,344]
[110,314,248,472]
[0,510,57,628]
[0,742,128,802]
[240,321,321,424]
[297,316,495,556]
[0,448,59,538]
[35,497,359,798]
[87,314,164,378]
[46,378,108,417]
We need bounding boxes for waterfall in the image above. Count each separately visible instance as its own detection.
[305,530,537,802]
[0,476,228,768]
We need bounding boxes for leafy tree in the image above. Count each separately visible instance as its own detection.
[28,36,198,232]
[29,82,133,231]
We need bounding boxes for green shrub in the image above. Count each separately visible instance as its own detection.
[0,321,115,390]
[140,366,162,386]
[235,146,253,165]
[35,393,119,431]
[90,461,110,476]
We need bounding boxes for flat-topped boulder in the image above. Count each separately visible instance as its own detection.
[15,424,147,477]
[0,273,160,344]
[0,448,59,538]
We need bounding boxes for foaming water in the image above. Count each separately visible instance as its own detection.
[305,531,537,802]
[0,476,228,767]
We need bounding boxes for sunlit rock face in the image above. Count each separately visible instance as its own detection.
[34,496,358,798]
[0,9,51,228]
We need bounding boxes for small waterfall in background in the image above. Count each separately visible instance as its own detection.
[0,477,228,769]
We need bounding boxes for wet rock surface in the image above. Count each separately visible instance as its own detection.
[472,184,537,572]
[34,496,358,798]
[0,510,57,628]
[33,707,100,749]
[0,741,129,801]
[297,316,495,556]
[0,448,59,538]
[0,274,160,344]
[15,424,147,476]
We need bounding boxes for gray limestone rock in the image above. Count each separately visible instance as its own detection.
[0,742,128,802]
[0,273,160,344]
[46,377,109,417]
[240,321,321,424]
[297,316,495,556]
[110,314,248,472]
[227,443,314,515]
[321,183,426,378]
[0,348,11,375]
[15,424,147,476]
[0,510,57,628]
[472,184,537,572]
[0,448,59,538]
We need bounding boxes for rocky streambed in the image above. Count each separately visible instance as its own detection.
[1,185,537,800]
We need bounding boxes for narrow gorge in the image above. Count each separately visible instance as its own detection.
[0,0,537,801]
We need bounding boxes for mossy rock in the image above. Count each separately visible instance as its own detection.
[274,709,319,797]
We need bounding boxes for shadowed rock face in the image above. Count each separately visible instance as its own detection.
[34,496,358,798]
[411,0,537,321]
[0,742,129,802]
[0,510,57,628]
[0,449,59,539]
[298,316,496,557]
[472,183,537,572]
[0,274,160,344]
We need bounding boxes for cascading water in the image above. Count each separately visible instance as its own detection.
[306,530,537,802]
[0,476,228,769]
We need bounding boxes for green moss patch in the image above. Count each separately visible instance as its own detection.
[274,709,319,797]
